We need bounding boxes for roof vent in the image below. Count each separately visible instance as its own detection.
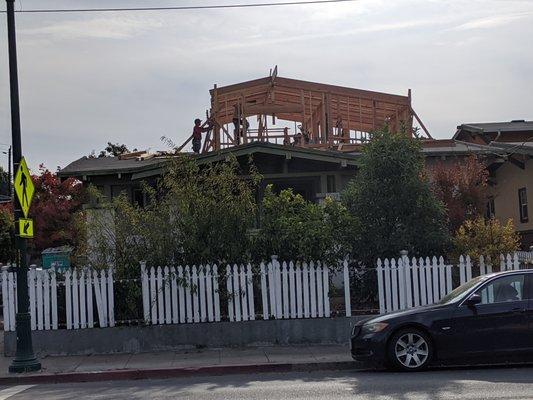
[511,119,525,123]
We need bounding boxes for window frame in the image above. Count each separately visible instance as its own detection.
[518,187,529,223]
[486,196,495,219]
[473,273,528,305]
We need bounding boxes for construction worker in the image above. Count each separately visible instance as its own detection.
[192,118,210,154]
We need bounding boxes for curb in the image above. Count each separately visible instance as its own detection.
[0,361,357,385]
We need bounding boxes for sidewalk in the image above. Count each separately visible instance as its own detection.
[0,344,356,384]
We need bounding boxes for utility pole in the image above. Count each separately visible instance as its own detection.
[5,0,41,373]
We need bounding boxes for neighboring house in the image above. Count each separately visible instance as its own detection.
[454,120,533,247]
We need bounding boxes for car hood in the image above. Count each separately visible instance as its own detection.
[356,303,450,325]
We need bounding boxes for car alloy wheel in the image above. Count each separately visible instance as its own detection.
[394,332,429,369]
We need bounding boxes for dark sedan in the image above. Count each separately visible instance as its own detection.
[351,269,533,371]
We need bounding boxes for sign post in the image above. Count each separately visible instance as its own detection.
[5,0,40,373]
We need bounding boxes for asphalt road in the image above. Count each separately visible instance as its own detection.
[1,367,533,400]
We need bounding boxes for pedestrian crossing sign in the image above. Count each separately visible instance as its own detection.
[18,218,34,239]
[14,157,34,218]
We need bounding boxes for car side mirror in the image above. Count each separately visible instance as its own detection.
[465,293,482,306]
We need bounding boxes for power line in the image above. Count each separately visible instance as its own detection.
[0,0,358,13]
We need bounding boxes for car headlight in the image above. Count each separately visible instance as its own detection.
[361,322,389,334]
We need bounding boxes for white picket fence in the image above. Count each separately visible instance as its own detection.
[141,257,332,324]
[261,258,330,319]
[1,266,114,331]
[141,263,221,324]
[377,252,524,314]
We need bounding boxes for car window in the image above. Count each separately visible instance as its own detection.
[475,274,525,305]
[439,275,485,304]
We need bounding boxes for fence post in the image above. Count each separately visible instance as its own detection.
[140,262,150,324]
[273,256,283,319]
[412,257,420,307]
[295,262,303,319]
[267,259,276,319]
[107,267,115,327]
[466,255,472,281]
[479,255,486,276]
[509,252,520,271]
[303,262,310,318]
[178,266,186,323]
[260,262,268,320]
[246,263,255,321]
[376,259,384,314]
[282,262,289,319]
[28,268,36,330]
[288,261,296,319]
[2,267,10,331]
[226,265,234,322]
[213,265,221,322]
[51,268,59,329]
[79,270,86,329]
[400,250,411,309]
[343,260,351,317]
[156,267,164,325]
[309,261,317,318]
[459,255,465,285]
[204,265,212,323]
[65,270,72,329]
[316,262,323,318]
[322,263,330,318]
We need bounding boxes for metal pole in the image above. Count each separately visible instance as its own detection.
[5,0,41,373]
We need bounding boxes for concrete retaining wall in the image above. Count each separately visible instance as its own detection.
[4,317,368,357]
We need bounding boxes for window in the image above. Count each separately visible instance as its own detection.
[326,175,336,193]
[518,188,528,223]
[485,197,495,219]
[475,274,525,305]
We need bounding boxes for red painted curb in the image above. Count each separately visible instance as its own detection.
[0,361,357,385]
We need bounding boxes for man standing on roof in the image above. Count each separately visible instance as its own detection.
[192,118,210,154]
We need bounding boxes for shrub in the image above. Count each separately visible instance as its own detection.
[453,217,520,262]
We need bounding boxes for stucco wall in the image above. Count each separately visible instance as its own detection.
[490,158,533,246]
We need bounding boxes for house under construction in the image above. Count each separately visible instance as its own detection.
[181,67,432,154]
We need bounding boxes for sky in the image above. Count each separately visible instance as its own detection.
[0,0,533,172]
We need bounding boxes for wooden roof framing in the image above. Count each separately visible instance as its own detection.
[198,70,431,153]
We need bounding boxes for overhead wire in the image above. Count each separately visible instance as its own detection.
[0,0,359,13]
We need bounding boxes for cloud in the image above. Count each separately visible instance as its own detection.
[20,16,163,40]
[451,12,532,31]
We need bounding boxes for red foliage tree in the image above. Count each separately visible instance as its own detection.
[428,156,488,233]
[29,165,84,254]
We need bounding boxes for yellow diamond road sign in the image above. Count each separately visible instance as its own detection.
[14,157,34,218]
[18,218,34,239]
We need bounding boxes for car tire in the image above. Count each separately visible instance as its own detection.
[387,328,433,372]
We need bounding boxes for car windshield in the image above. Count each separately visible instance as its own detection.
[438,275,486,304]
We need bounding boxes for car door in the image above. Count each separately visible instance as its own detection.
[449,273,530,359]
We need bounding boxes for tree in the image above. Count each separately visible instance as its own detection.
[254,187,354,263]
[428,156,488,233]
[342,127,450,266]
[0,203,14,263]
[84,154,259,273]
[453,217,520,263]
[0,166,9,198]
[29,166,85,255]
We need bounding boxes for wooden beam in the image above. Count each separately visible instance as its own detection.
[410,107,433,139]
